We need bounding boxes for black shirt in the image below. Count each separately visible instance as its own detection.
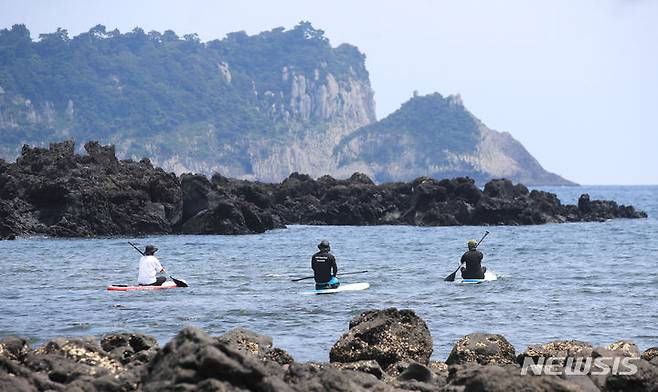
[311,250,337,283]
[460,250,484,278]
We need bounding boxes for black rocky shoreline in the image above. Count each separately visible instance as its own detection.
[0,141,647,239]
[1,308,656,391]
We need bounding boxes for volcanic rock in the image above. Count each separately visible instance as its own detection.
[1,313,657,391]
[0,141,648,237]
[329,308,433,371]
[217,327,294,365]
[446,333,517,366]
[444,363,583,392]
[642,347,658,362]
[517,340,594,366]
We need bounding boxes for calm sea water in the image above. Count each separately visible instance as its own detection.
[1,186,657,362]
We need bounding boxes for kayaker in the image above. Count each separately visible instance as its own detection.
[460,239,486,279]
[311,240,339,289]
[138,245,167,286]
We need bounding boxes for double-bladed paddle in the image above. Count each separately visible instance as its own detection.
[444,231,489,282]
[128,241,188,287]
[291,270,368,282]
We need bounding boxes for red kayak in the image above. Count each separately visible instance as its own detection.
[107,281,179,291]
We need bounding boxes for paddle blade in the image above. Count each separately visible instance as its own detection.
[170,276,188,287]
[444,271,457,282]
[445,263,464,282]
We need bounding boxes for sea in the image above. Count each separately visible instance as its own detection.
[1,185,657,362]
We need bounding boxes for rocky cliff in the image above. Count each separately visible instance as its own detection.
[1,23,571,184]
[335,93,574,185]
[0,23,375,181]
[0,141,644,239]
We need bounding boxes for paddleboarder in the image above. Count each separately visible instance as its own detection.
[460,239,486,279]
[311,240,340,290]
[138,245,167,286]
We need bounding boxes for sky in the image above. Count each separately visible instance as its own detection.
[1,0,657,184]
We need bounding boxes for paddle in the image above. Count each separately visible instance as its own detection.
[167,275,189,288]
[444,231,489,282]
[291,270,369,282]
[128,242,188,287]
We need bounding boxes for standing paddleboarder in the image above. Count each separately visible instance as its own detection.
[138,245,167,286]
[460,239,486,279]
[312,240,340,290]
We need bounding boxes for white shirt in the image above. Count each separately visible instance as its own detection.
[138,255,164,285]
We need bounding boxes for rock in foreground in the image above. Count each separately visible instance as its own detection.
[1,308,657,391]
[0,141,647,238]
[446,333,516,366]
[329,308,433,371]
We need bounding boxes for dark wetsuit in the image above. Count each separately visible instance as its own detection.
[140,276,166,286]
[460,250,486,279]
[311,250,339,289]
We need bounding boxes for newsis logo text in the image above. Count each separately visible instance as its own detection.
[520,356,638,376]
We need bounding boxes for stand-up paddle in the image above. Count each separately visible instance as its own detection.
[444,231,489,282]
[128,242,188,287]
[167,275,188,287]
[291,270,368,282]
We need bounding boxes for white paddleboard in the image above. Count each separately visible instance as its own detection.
[459,271,498,284]
[301,282,370,295]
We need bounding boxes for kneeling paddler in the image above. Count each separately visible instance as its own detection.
[460,239,487,279]
[311,240,340,290]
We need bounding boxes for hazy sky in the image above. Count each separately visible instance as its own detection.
[1,0,657,184]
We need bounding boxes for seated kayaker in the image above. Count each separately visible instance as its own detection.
[312,240,340,290]
[460,239,486,279]
[138,245,167,286]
